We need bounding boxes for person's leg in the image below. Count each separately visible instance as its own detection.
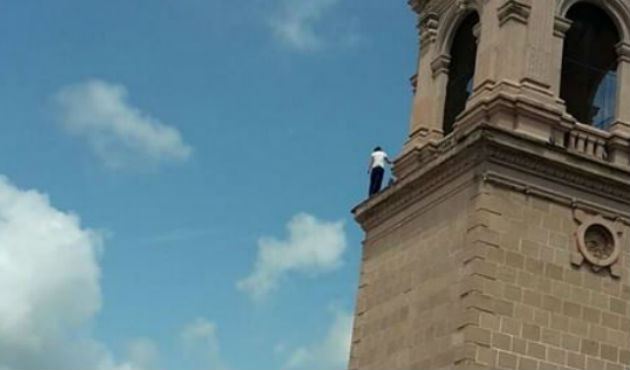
[374,167,384,194]
[369,169,378,196]
[369,167,384,196]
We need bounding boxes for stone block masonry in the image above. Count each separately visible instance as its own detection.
[350,126,630,370]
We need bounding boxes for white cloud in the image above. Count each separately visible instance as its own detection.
[269,0,340,51]
[237,213,347,301]
[180,318,227,370]
[282,309,353,370]
[125,339,161,370]
[0,175,146,370]
[54,79,192,169]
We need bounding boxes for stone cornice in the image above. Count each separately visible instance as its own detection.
[616,42,630,63]
[353,125,630,231]
[497,0,531,27]
[483,171,626,220]
[431,54,451,77]
[410,73,419,94]
[553,16,572,38]
[408,0,429,14]
[485,137,630,203]
[456,0,475,13]
[419,12,440,45]
[354,133,484,232]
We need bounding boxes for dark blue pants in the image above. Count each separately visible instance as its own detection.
[369,167,384,196]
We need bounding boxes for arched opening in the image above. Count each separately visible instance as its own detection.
[560,3,621,129]
[442,12,479,135]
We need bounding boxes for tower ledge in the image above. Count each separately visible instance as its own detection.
[353,123,630,233]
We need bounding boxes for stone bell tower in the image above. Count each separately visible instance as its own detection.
[349,0,630,369]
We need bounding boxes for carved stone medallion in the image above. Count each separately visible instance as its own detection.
[572,212,623,276]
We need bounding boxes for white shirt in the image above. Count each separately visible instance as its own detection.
[371,150,388,169]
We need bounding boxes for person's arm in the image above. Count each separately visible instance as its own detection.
[385,154,393,165]
[367,156,374,173]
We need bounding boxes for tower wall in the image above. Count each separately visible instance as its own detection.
[350,128,630,370]
[350,0,630,368]
[473,183,630,370]
[350,167,476,368]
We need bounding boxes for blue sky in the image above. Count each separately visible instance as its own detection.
[0,1,416,369]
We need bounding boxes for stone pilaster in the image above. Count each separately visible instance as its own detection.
[405,12,445,152]
[612,42,630,135]
[551,16,572,97]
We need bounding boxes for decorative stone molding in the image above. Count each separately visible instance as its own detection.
[408,0,429,14]
[608,134,630,167]
[557,0,630,42]
[431,54,451,77]
[564,124,610,161]
[488,143,629,201]
[481,172,630,225]
[497,0,531,26]
[410,73,418,94]
[610,120,630,137]
[456,0,475,13]
[354,134,483,231]
[553,16,572,38]
[419,12,440,46]
[354,125,630,232]
[616,41,630,63]
[571,211,623,277]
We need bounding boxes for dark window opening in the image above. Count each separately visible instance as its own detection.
[443,13,479,135]
[560,3,620,129]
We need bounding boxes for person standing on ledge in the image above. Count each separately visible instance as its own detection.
[367,146,392,196]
